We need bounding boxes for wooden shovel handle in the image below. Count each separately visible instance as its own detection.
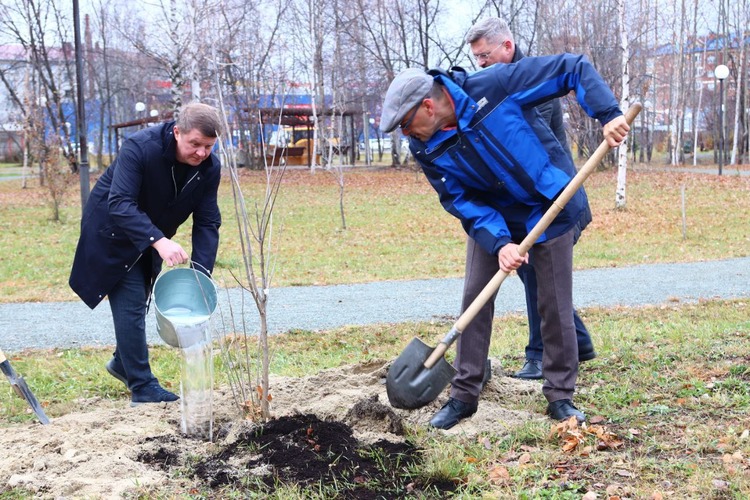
[425,104,643,369]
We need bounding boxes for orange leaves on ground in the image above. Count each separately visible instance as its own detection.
[549,416,625,453]
[256,384,273,401]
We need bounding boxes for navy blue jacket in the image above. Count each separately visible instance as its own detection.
[411,53,621,255]
[69,122,222,309]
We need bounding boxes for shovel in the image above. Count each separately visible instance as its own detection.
[386,104,642,410]
[0,348,50,424]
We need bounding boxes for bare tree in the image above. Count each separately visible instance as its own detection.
[615,0,631,209]
[117,0,222,112]
[216,101,286,421]
[727,0,749,165]
[0,0,78,177]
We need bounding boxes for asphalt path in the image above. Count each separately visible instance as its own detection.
[2,257,748,352]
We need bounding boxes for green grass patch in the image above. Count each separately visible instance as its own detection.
[2,299,749,497]
[0,168,748,302]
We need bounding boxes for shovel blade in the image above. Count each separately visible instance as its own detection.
[0,359,50,425]
[386,337,457,410]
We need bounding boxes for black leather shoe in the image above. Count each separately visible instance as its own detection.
[513,359,543,380]
[481,358,492,390]
[429,398,478,430]
[546,399,586,423]
[578,345,597,362]
[105,358,128,387]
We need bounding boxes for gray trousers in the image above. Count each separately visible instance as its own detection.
[450,229,578,404]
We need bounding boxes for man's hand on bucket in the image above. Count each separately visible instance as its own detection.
[153,237,189,266]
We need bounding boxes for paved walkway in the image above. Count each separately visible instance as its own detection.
[2,257,748,352]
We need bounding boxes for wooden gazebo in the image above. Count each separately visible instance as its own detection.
[256,106,358,168]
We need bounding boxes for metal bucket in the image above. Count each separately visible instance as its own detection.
[153,267,217,348]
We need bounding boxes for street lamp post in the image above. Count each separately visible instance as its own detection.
[715,64,729,175]
[73,0,90,209]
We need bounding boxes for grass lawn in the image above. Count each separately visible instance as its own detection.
[2,299,749,497]
[0,166,748,302]
[1,165,749,497]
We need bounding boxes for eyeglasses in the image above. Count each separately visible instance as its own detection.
[473,42,503,62]
[399,102,421,132]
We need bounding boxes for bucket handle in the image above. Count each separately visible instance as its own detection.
[153,260,217,315]
[155,260,213,282]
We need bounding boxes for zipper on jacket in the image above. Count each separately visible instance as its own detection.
[474,126,541,199]
[172,164,200,200]
[171,165,178,200]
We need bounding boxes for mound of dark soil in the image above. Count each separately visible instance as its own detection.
[192,414,456,498]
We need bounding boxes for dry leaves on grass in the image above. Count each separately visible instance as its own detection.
[549,417,625,453]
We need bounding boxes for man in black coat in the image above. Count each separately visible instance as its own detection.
[69,102,223,405]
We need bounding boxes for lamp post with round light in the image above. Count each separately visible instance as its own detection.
[135,102,146,128]
[715,64,729,175]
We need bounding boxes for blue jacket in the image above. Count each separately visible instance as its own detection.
[69,122,222,309]
[411,53,622,255]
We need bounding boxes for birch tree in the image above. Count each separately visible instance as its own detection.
[727,0,749,165]
[615,0,630,209]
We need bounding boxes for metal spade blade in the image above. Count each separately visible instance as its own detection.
[386,337,457,410]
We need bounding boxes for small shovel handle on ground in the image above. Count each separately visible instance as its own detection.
[386,104,643,410]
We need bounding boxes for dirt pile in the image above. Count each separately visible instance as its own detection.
[0,358,541,498]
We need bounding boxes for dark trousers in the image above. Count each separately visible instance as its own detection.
[516,263,592,362]
[451,230,579,403]
[107,257,157,391]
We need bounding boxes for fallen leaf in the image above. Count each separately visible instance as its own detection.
[589,415,606,424]
[518,453,531,465]
[616,469,635,478]
[581,492,597,500]
[488,465,510,485]
[651,492,664,500]
[562,436,581,452]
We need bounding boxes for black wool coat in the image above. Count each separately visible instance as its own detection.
[69,121,222,309]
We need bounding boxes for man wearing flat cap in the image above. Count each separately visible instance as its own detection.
[381,55,629,428]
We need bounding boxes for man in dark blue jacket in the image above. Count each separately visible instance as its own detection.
[465,17,596,382]
[69,102,223,405]
[380,55,629,428]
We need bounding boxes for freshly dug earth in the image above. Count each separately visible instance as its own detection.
[0,359,541,498]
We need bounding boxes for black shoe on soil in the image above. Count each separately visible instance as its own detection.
[429,397,478,430]
[481,358,492,390]
[130,382,179,406]
[512,359,543,380]
[546,399,586,423]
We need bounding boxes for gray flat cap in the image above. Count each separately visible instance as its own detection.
[380,68,433,133]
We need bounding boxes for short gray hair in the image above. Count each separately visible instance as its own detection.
[176,102,223,138]
[465,17,513,45]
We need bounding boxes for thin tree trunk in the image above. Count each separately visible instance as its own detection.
[615,0,630,210]
[730,3,746,165]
